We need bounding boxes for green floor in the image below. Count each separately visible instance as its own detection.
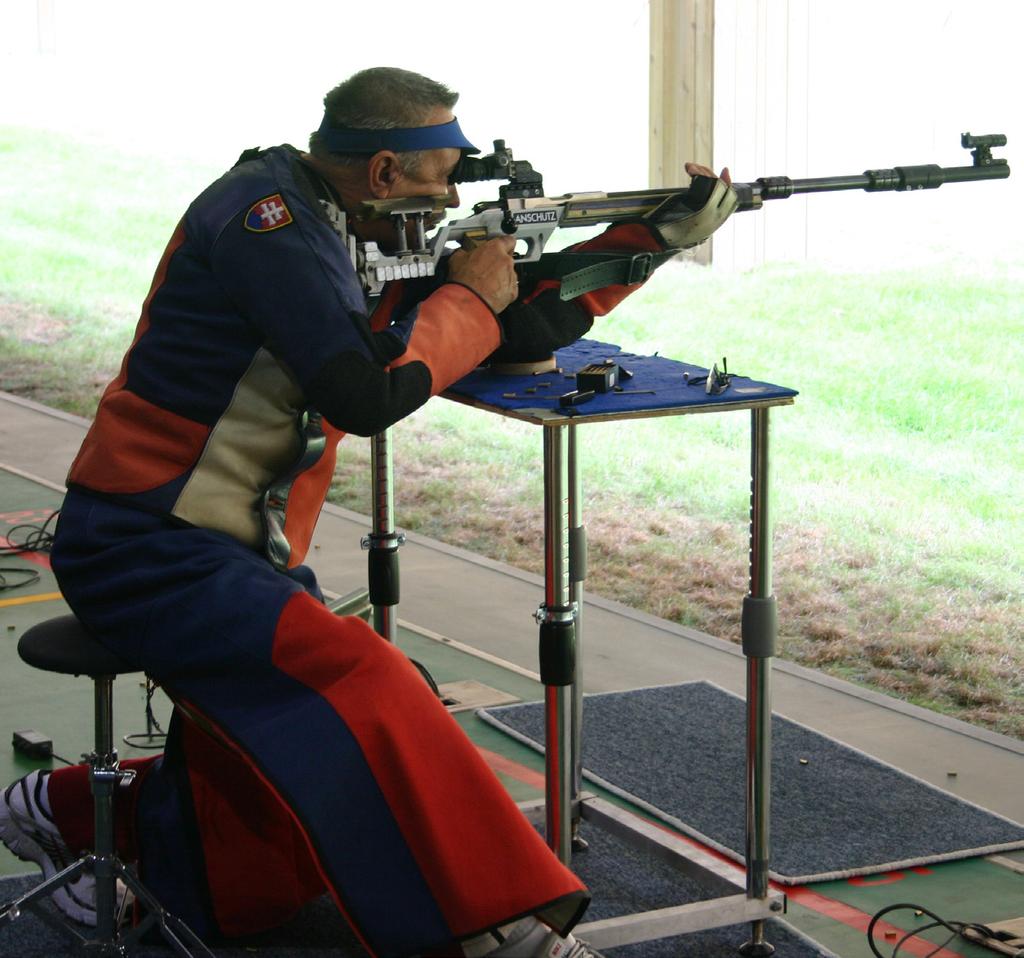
[1,466,1021,957]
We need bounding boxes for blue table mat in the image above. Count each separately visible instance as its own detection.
[447,339,798,418]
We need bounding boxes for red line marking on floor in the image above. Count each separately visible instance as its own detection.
[787,886,961,957]
[0,510,55,523]
[476,745,546,791]
[0,537,51,569]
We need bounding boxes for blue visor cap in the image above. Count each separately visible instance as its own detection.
[316,116,478,155]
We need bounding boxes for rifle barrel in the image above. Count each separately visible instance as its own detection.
[734,160,1009,210]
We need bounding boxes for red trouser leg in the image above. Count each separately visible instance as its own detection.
[46,720,326,937]
[176,713,326,934]
[149,598,589,953]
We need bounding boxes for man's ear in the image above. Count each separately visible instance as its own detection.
[367,151,403,198]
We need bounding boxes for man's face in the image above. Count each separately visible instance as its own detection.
[389,147,462,234]
[361,106,462,249]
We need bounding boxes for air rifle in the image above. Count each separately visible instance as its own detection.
[353,133,1010,298]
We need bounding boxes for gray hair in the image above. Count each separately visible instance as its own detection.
[309,67,459,177]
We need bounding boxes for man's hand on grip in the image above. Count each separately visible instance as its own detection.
[446,236,519,314]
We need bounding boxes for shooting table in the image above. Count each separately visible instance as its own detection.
[364,339,797,954]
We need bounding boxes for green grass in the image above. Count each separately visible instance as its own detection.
[603,262,1024,586]
[2,126,1022,735]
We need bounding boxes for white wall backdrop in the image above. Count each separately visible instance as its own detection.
[714,0,1024,270]
[0,0,651,207]
[2,0,1020,270]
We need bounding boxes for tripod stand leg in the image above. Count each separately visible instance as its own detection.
[0,854,214,958]
[0,857,90,926]
[114,861,216,958]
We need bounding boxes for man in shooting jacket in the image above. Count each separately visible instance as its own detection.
[0,68,735,957]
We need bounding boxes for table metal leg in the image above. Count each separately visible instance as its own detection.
[515,403,787,949]
[539,424,575,863]
[363,428,403,642]
[740,407,777,956]
[567,424,589,850]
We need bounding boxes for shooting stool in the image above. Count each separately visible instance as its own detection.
[0,614,214,957]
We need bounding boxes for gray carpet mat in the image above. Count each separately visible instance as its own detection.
[479,680,1024,884]
[0,820,838,956]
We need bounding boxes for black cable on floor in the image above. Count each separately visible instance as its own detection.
[0,510,60,556]
[0,567,41,591]
[867,902,1012,957]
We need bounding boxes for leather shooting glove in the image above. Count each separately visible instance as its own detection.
[646,174,738,249]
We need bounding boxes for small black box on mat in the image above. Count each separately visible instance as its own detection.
[575,363,619,393]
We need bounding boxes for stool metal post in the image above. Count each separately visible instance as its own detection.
[364,428,403,642]
[91,673,121,944]
[740,406,777,956]
[94,674,116,767]
[539,423,575,863]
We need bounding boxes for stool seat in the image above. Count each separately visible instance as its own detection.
[18,614,138,677]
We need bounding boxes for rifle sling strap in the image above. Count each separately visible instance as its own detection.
[520,249,679,301]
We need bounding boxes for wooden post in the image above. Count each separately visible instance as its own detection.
[649,0,715,264]
[37,0,56,54]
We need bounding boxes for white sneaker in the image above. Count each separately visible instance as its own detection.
[0,769,98,925]
[540,932,607,958]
